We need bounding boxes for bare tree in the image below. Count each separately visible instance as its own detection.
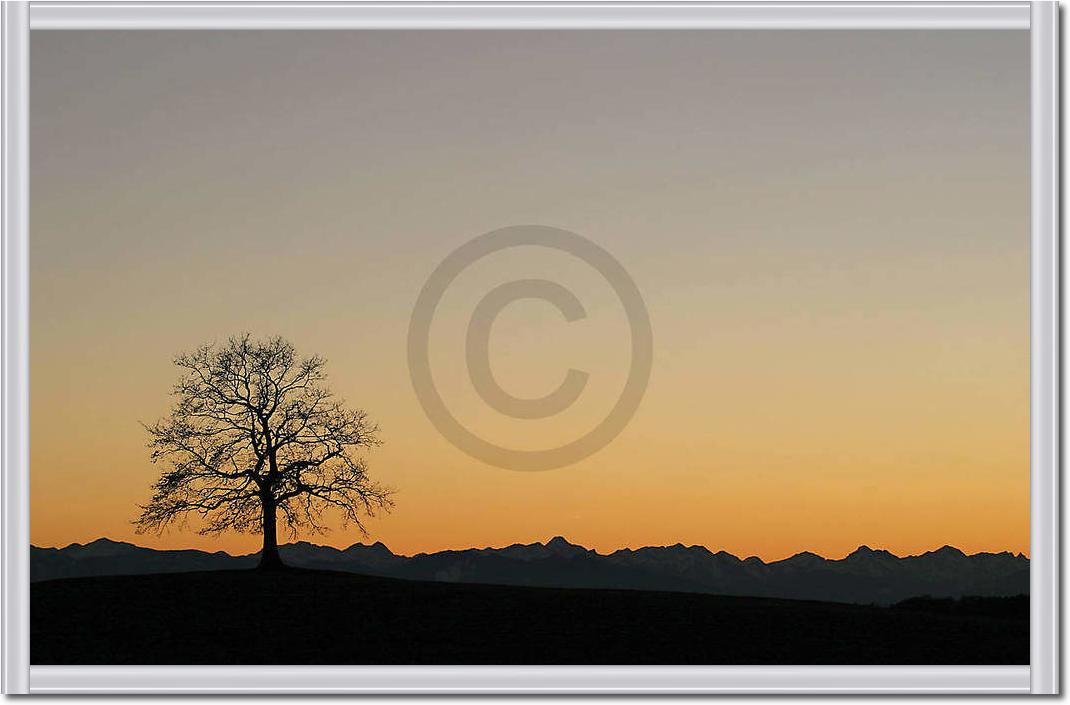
[136,334,394,569]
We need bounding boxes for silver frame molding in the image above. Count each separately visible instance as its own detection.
[2,0,30,697]
[28,2,1031,30]
[3,0,1060,695]
[27,666,1031,695]
[1030,0,1060,695]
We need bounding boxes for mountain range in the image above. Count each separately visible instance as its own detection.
[31,536,1028,605]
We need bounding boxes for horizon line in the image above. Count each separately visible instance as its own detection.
[31,535,1031,564]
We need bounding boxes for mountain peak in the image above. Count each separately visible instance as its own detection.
[343,540,394,557]
[846,545,894,560]
[64,537,123,548]
[62,537,139,558]
[545,536,587,557]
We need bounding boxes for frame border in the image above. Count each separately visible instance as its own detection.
[27,2,1031,29]
[4,0,1059,695]
[27,666,1031,695]
[2,0,30,696]
[1030,0,1060,695]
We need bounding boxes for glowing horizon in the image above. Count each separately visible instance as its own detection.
[31,533,1031,564]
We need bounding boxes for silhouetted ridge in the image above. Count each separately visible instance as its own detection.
[545,536,589,557]
[929,545,968,558]
[60,538,140,558]
[30,538,1027,605]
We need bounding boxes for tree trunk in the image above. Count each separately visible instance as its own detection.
[258,497,284,570]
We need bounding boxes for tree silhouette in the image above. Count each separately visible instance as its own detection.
[135,334,393,569]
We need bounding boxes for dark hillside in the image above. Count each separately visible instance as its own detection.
[32,569,1027,665]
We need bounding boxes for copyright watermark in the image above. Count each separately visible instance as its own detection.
[407,225,652,471]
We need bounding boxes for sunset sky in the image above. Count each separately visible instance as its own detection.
[30,30,1029,561]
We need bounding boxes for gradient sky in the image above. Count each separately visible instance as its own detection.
[30,30,1029,560]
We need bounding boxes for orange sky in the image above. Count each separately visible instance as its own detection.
[29,30,1029,561]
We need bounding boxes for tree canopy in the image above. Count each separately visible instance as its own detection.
[136,334,393,567]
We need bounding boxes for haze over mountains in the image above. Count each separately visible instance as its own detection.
[32,537,1028,605]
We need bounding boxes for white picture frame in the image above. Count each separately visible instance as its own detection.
[1,1,1059,694]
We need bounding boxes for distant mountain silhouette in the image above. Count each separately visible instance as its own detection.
[31,536,1028,605]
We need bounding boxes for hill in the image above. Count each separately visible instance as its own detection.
[31,569,1027,665]
[31,536,1029,605]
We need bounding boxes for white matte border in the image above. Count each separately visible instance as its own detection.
[28,666,1031,695]
[3,0,1060,695]
[29,2,1030,30]
[1030,0,1060,696]
[1,0,30,697]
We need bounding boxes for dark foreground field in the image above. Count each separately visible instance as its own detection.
[32,569,1027,665]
